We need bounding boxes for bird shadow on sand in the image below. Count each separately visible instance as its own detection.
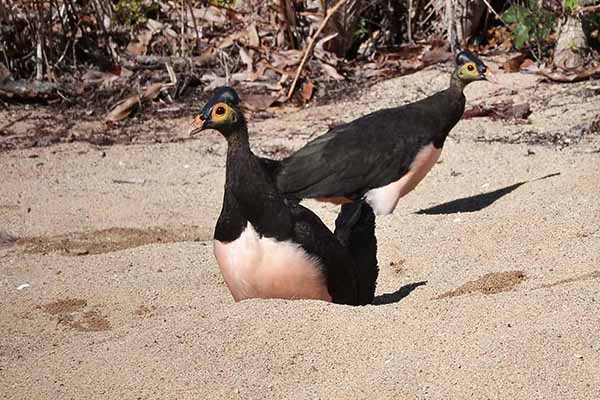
[373,281,427,305]
[415,172,560,215]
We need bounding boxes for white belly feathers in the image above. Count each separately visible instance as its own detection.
[213,223,332,302]
[364,143,442,215]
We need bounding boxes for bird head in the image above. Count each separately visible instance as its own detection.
[189,87,244,137]
[454,50,496,85]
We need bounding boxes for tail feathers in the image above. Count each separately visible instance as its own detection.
[334,202,379,305]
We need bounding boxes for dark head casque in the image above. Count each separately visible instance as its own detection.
[200,87,241,120]
[455,50,488,75]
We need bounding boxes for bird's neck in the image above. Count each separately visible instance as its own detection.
[223,125,293,240]
[224,116,249,149]
[426,74,466,148]
[449,71,467,93]
[225,129,251,180]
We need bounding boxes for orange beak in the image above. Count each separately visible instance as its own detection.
[484,68,498,84]
[188,115,204,136]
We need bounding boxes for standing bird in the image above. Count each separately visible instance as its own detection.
[275,50,495,215]
[189,88,378,306]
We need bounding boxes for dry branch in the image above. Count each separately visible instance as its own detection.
[0,80,77,100]
[285,0,349,101]
[538,65,600,83]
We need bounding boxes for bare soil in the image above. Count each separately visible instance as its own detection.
[1,60,600,399]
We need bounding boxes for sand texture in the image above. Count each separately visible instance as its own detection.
[2,65,600,399]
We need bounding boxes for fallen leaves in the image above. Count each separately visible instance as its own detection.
[537,65,600,83]
[502,53,527,73]
[463,101,532,121]
[104,62,178,122]
[0,79,80,101]
[301,80,315,102]
[106,82,174,122]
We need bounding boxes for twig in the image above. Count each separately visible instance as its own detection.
[90,0,115,62]
[411,0,423,36]
[208,2,249,16]
[285,0,349,101]
[280,0,299,49]
[186,0,201,52]
[35,42,43,81]
[34,0,45,80]
[481,0,501,20]
[54,38,72,68]
[180,0,186,57]
[1,113,32,131]
[574,4,600,16]
[217,50,231,84]
[445,0,456,55]
[166,63,177,85]
[408,0,413,44]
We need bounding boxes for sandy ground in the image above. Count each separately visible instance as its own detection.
[1,64,600,399]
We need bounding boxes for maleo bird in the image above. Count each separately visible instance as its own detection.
[189,88,378,306]
[275,50,495,215]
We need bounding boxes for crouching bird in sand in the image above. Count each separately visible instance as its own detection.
[189,88,378,306]
[275,50,495,215]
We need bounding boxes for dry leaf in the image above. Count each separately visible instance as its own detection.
[537,65,600,82]
[247,23,260,48]
[520,59,535,71]
[201,73,229,91]
[463,101,531,121]
[422,47,452,66]
[243,94,278,112]
[218,31,245,49]
[301,80,314,102]
[106,95,141,122]
[127,28,155,56]
[239,47,254,76]
[193,6,227,25]
[502,53,526,73]
[146,19,164,31]
[314,33,339,66]
[105,83,167,121]
[81,70,120,89]
[0,63,12,82]
[142,82,165,101]
[271,50,302,68]
[320,62,344,80]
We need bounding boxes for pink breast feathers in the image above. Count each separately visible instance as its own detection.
[364,144,442,215]
[213,224,332,302]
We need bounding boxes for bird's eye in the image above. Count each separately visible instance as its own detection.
[215,106,226,115]
[467,64,475,72]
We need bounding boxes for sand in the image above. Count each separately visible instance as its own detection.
[1,64,600,399]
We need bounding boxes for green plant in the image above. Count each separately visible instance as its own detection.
[502,0,556,61]
[564,0,579,13]
[114,0,146,27]
[210,0,236,8]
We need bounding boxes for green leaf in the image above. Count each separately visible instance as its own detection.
[514,24,530,49]
[564,0,579,13]
[502,6,519,24]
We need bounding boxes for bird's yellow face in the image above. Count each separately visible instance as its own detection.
[209,102,238,125]
[458,62,483,81]
[190,101,238,135]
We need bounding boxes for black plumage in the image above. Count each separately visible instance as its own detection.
[192,88,379,306]
[275,50,493,214]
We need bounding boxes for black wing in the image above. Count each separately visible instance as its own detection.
[257,156,281,179]
[276,89,465,200]
[276,108,430,199]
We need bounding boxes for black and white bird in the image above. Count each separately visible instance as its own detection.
[275,50,495,215]
[190,88,378,306]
